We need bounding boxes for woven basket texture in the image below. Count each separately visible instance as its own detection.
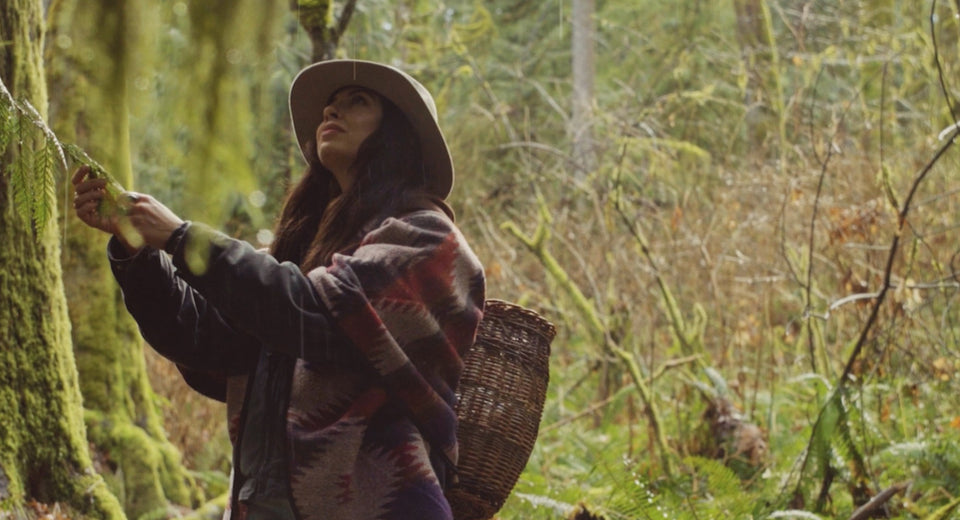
[446,299,555,520]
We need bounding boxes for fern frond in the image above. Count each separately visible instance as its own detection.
[811,393,840,475]
[10,111,38,223]
[1,76,123,235]
[687,456,740,496]
[61,142,110,177]
[60,142,127,216]
[0,93,12,153]
[32,139,57,231]
[11,146,32,225]
[603,478,670,520]
[20,98,69,173]
[685,456,754,517]
[831,395,868,482]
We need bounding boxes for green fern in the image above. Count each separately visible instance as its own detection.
[602,475,672,520]
[1,76,127,234]
[830,395,869,484]
[686,456,744,499]
[596,456,766,520]
[684,456,758,518]
[10,123,33,225]
[811,392,840,480]
[785,387,872,513]
[0,91,11,152]
[31,138,56,231]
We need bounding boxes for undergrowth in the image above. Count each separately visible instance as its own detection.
[134,1,960,519]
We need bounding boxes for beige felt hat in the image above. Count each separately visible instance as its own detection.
[289,59,454,199]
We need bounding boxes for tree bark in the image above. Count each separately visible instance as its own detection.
[571,0,596,177]
[293,0,358,62]
[733,0,785,155]
[46,1,201,517]
[0,0,123,517]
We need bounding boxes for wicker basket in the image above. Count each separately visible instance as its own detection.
[447,299,556,520]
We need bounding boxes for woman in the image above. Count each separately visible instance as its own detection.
[73,60,485,520]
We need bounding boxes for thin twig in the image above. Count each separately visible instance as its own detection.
[837,127,960,388]
[778,179,803,286]
[334,0,357,41]
[847,481,909,520]
[651,355,701,381]
[931,0,960,123]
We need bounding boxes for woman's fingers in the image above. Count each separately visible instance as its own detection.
[73,178,107,196]
[73,182,107,208]
[75,200,100,221]
[70,179,182,250]
[71,173,119,234]
[71,165,91,185]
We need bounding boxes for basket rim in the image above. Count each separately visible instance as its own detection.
[482,299,557,341]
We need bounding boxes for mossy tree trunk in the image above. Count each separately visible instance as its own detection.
[294,0,358,62]
[0,0,123,517]
[45,1,201,517]
[175,0,283,226]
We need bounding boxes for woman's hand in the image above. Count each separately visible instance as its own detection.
[73,165,123,235]
[72,165,185,253]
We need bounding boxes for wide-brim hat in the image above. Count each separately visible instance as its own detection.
[289,59,454,199]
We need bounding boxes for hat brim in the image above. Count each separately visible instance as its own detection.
[289,60,454,199]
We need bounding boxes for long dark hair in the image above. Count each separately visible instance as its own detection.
[270,95,426,271]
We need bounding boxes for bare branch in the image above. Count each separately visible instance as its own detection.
[837,126,960,389]
[931,0,960,124]
[333,0,357,46]
[847,481,909,520]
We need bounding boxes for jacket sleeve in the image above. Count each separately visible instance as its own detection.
[108,237,260,378]
[166,222,357,366]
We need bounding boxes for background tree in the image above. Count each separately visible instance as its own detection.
[732,0,785,156]
[0,0,122,517]
[571,0,596,176]
[44,1,204,516]
[293,0,358,62]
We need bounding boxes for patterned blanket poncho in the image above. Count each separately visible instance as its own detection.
[111,208,485,520]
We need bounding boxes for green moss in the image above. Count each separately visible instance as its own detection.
[43,0,205,515]
[85,406,202,518]
[179,492,228,520]
[296,0,333,30]
[1,1,125,516]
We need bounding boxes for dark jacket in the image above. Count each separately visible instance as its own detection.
[109,208,485,520]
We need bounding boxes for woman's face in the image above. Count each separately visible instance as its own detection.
[315,86,384,189]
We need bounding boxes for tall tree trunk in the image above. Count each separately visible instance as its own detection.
[0,0,123,517]
[148,0,285,228]
[571,0,596,177]
[46,1,201,517]
[733,0,785,158]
